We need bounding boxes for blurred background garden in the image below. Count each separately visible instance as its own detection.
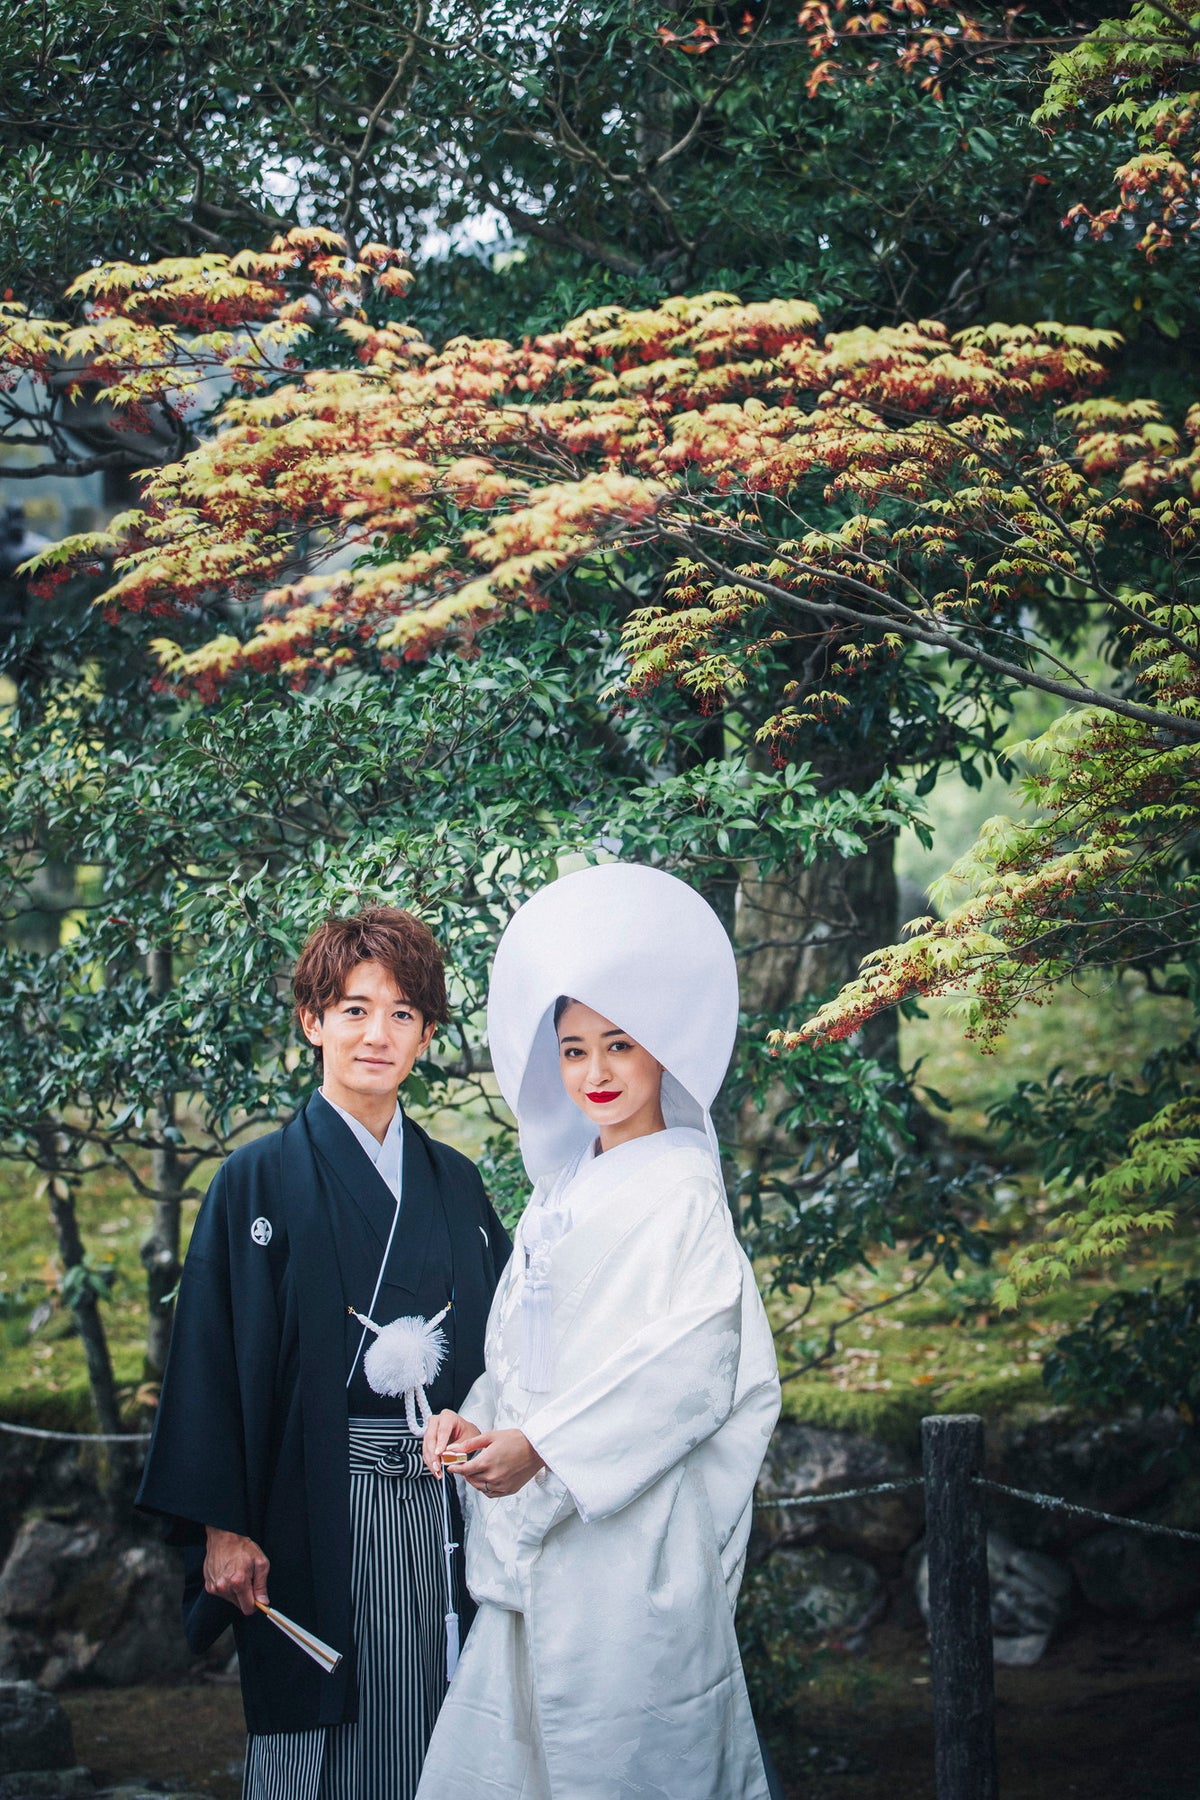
[0,1,1198,1794]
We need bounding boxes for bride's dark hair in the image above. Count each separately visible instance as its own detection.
[553,994,575,1028]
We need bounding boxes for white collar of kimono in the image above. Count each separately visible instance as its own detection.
[543,1125,712,1222]
[321,1092,404,1203]
[487,863,738,1187]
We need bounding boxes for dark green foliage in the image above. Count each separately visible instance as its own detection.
[988,1038,1200,1186]
[4,0,1195,372]
[1043,1279,1200,1418]
[736,1556,821,1721]
[474,1138,530,1235]
[2,0,1194,1441]
[735,1019,994,1376]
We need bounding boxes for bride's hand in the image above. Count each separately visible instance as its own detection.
[456,1428,546,1498]
[422,1410,481,1478]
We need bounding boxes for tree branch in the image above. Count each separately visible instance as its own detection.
[666,522,1200,742]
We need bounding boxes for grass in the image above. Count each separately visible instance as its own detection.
[0,1155,209,1428]
[901,969,1194,1144]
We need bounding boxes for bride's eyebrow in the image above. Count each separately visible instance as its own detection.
[559,1028,628,1043]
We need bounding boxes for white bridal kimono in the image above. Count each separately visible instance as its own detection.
[415,1127,781,1800]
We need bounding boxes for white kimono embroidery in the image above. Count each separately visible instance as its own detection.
[415,1129,781,1800]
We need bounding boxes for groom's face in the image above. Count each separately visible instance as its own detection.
[299,958,434,1109]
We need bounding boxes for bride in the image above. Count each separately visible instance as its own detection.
[417,862,780,1800]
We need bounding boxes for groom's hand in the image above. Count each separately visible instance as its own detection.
[204,1526,270,1615]
[422,1409,481,1477]
[457,1428,546,1497]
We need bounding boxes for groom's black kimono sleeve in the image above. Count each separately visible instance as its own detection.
[136,1096,509,1734]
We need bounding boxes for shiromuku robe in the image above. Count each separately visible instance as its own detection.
[415,1127,781,1800]
[136,1091,509,1735]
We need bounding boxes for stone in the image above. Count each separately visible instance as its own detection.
[756,1422,923,1560]
[0,1682,75,1776]
[988,1536,1072,1640]
[762,1544,887,1645]
[914,1531,1071,1665]
[0,1524,102,1625]
[1071,1525,1200,1620]
[84,1546,192,1688]
[0,1522,193,1689]
[989,1409,1195,1553]
[0,1437,120,1577]
[94,1790,215,1800]
[0,1769,95,1798]
[992,1633,1054,1668]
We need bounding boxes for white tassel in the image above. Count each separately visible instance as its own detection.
[519,1213,564,1393]
[351,1305,449,1406]
[438,1456,460,1683]
[352,1303,463,1683]
[519,1271,555,1393]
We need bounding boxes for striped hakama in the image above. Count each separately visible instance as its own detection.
[242,1419,453,1800]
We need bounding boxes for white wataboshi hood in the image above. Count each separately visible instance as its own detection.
[486,862,739,1185]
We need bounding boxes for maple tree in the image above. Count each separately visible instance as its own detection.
[2,228,1194,1322]
[3,232,1188,733]
[0,233,995,1423]
[1036,0,1200,266]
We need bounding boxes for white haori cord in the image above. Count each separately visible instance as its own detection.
[518,1161,576,1392]
[519,1220,556,1393]
[345,1191,404,1394]
[349,1299,460,1680]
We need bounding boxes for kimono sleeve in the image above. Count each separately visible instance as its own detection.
[522,1180,747,1524]
[136,1163,261,1543]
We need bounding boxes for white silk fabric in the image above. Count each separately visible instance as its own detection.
[415,1131,781,1799]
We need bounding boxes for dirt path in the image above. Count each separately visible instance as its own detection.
[765,1614,1200,1800]
[60,1614,1199,1800]
[63,1681,245,1800]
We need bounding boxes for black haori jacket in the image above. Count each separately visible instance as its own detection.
[136,1093,510,1734]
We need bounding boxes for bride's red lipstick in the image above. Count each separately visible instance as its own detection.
[586,1090,620,1104]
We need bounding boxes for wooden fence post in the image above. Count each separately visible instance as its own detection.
[921,1413,998,1800]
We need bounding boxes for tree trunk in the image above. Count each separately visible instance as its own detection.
[140,945,182,1383]
[10,856,76,954]
[37,1127,122,1435]
[739,826,899,1050]
[698,856,742,1208]
[737,824,900,1167]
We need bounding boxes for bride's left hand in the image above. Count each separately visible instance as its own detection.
[456,1428,546,1497]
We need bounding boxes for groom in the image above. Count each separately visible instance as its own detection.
[138,905,509,1800]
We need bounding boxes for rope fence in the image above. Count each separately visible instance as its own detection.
[754,1468,1200,1546]
[0,1418,151,1444]
[974,1477,1200,1545]
[751,1413,1200,1800]
[755,1476,923,1510]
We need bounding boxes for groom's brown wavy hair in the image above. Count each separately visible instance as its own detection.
[292,904,451,1031]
